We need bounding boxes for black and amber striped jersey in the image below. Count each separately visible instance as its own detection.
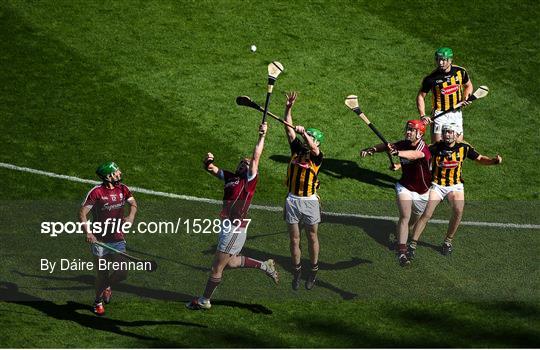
[286,138,323,196]
[429,141,479,186]
[421,65,470,112]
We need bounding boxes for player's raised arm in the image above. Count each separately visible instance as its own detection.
[249,122,267,176]
[296,125,320,157]
[203,152,222,178]
[284,91,297,143]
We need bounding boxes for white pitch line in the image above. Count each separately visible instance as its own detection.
[1,162,539,230]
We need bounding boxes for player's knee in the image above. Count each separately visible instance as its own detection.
[421,210,434,220]
[399,216,410,225]
[227,258,240,268]
[306,230,318,242]
[211,263,225,276]
[452,208,463,219]
[290,237,300,250]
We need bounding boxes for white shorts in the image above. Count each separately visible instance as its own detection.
[217,222,247,255]
[284,193,321,225]
[433,109,463,135]
[430,182,464,200]
[395,182,429,215]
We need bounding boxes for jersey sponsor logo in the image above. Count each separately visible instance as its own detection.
[101,202,124,211]
[111,194,117,201]
[441,84,459,95]
[224,179,240,188]
[441,160,459,169]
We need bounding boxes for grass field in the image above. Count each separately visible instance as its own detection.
[1,0,539,348]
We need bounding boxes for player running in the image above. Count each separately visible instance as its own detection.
[409,123,502,258]
[361,120,431,266]
[417,47,473,143]
[186,122,278,311]
[79,162,138,316]
[283,91,324,290]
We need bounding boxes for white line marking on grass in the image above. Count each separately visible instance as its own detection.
[1,162,539,230]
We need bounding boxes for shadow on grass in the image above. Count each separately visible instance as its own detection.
[290,301,540,348]
[0,281,206,342]
[270,155,397,189]
[11,271,272,314]
[389,301,540,347]
[322,213,396,249]
[202,245,371,300]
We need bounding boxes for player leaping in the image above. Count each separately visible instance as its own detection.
[186,122,279,311]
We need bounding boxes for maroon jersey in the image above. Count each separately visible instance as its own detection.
[220,170,258,227]
[394,140,431,194]
[82,184,133,242]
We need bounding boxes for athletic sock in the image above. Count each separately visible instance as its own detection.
[409,240,418,250]
[398,244,408,254]
[444,237,453,245]
[310,262,319,276]
[293,263,302,275]
[240,256,264,270]
[202,276,222,300]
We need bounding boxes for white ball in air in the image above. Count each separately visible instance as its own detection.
[250,44,257,52]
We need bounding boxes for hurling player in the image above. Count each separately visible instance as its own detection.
[409,123,502,257]
[80,162,137,316]
[186,122,279,311]
[361,120,431,266]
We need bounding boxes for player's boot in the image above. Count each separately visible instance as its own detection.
[103,287,112,304]
[186,297,211,310]
[305,272,317,290]
[263,259,279,284]
[407,242,417,260]
[398,253,411,267]
[441,241,453,256]
[292,269,302,291]
[93,299,105,316]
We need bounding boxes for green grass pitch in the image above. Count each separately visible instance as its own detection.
[1,0,539,347]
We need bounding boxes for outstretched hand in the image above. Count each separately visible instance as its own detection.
[360,147,376,157]
[203,152,214,169]
[285,91,298,108]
